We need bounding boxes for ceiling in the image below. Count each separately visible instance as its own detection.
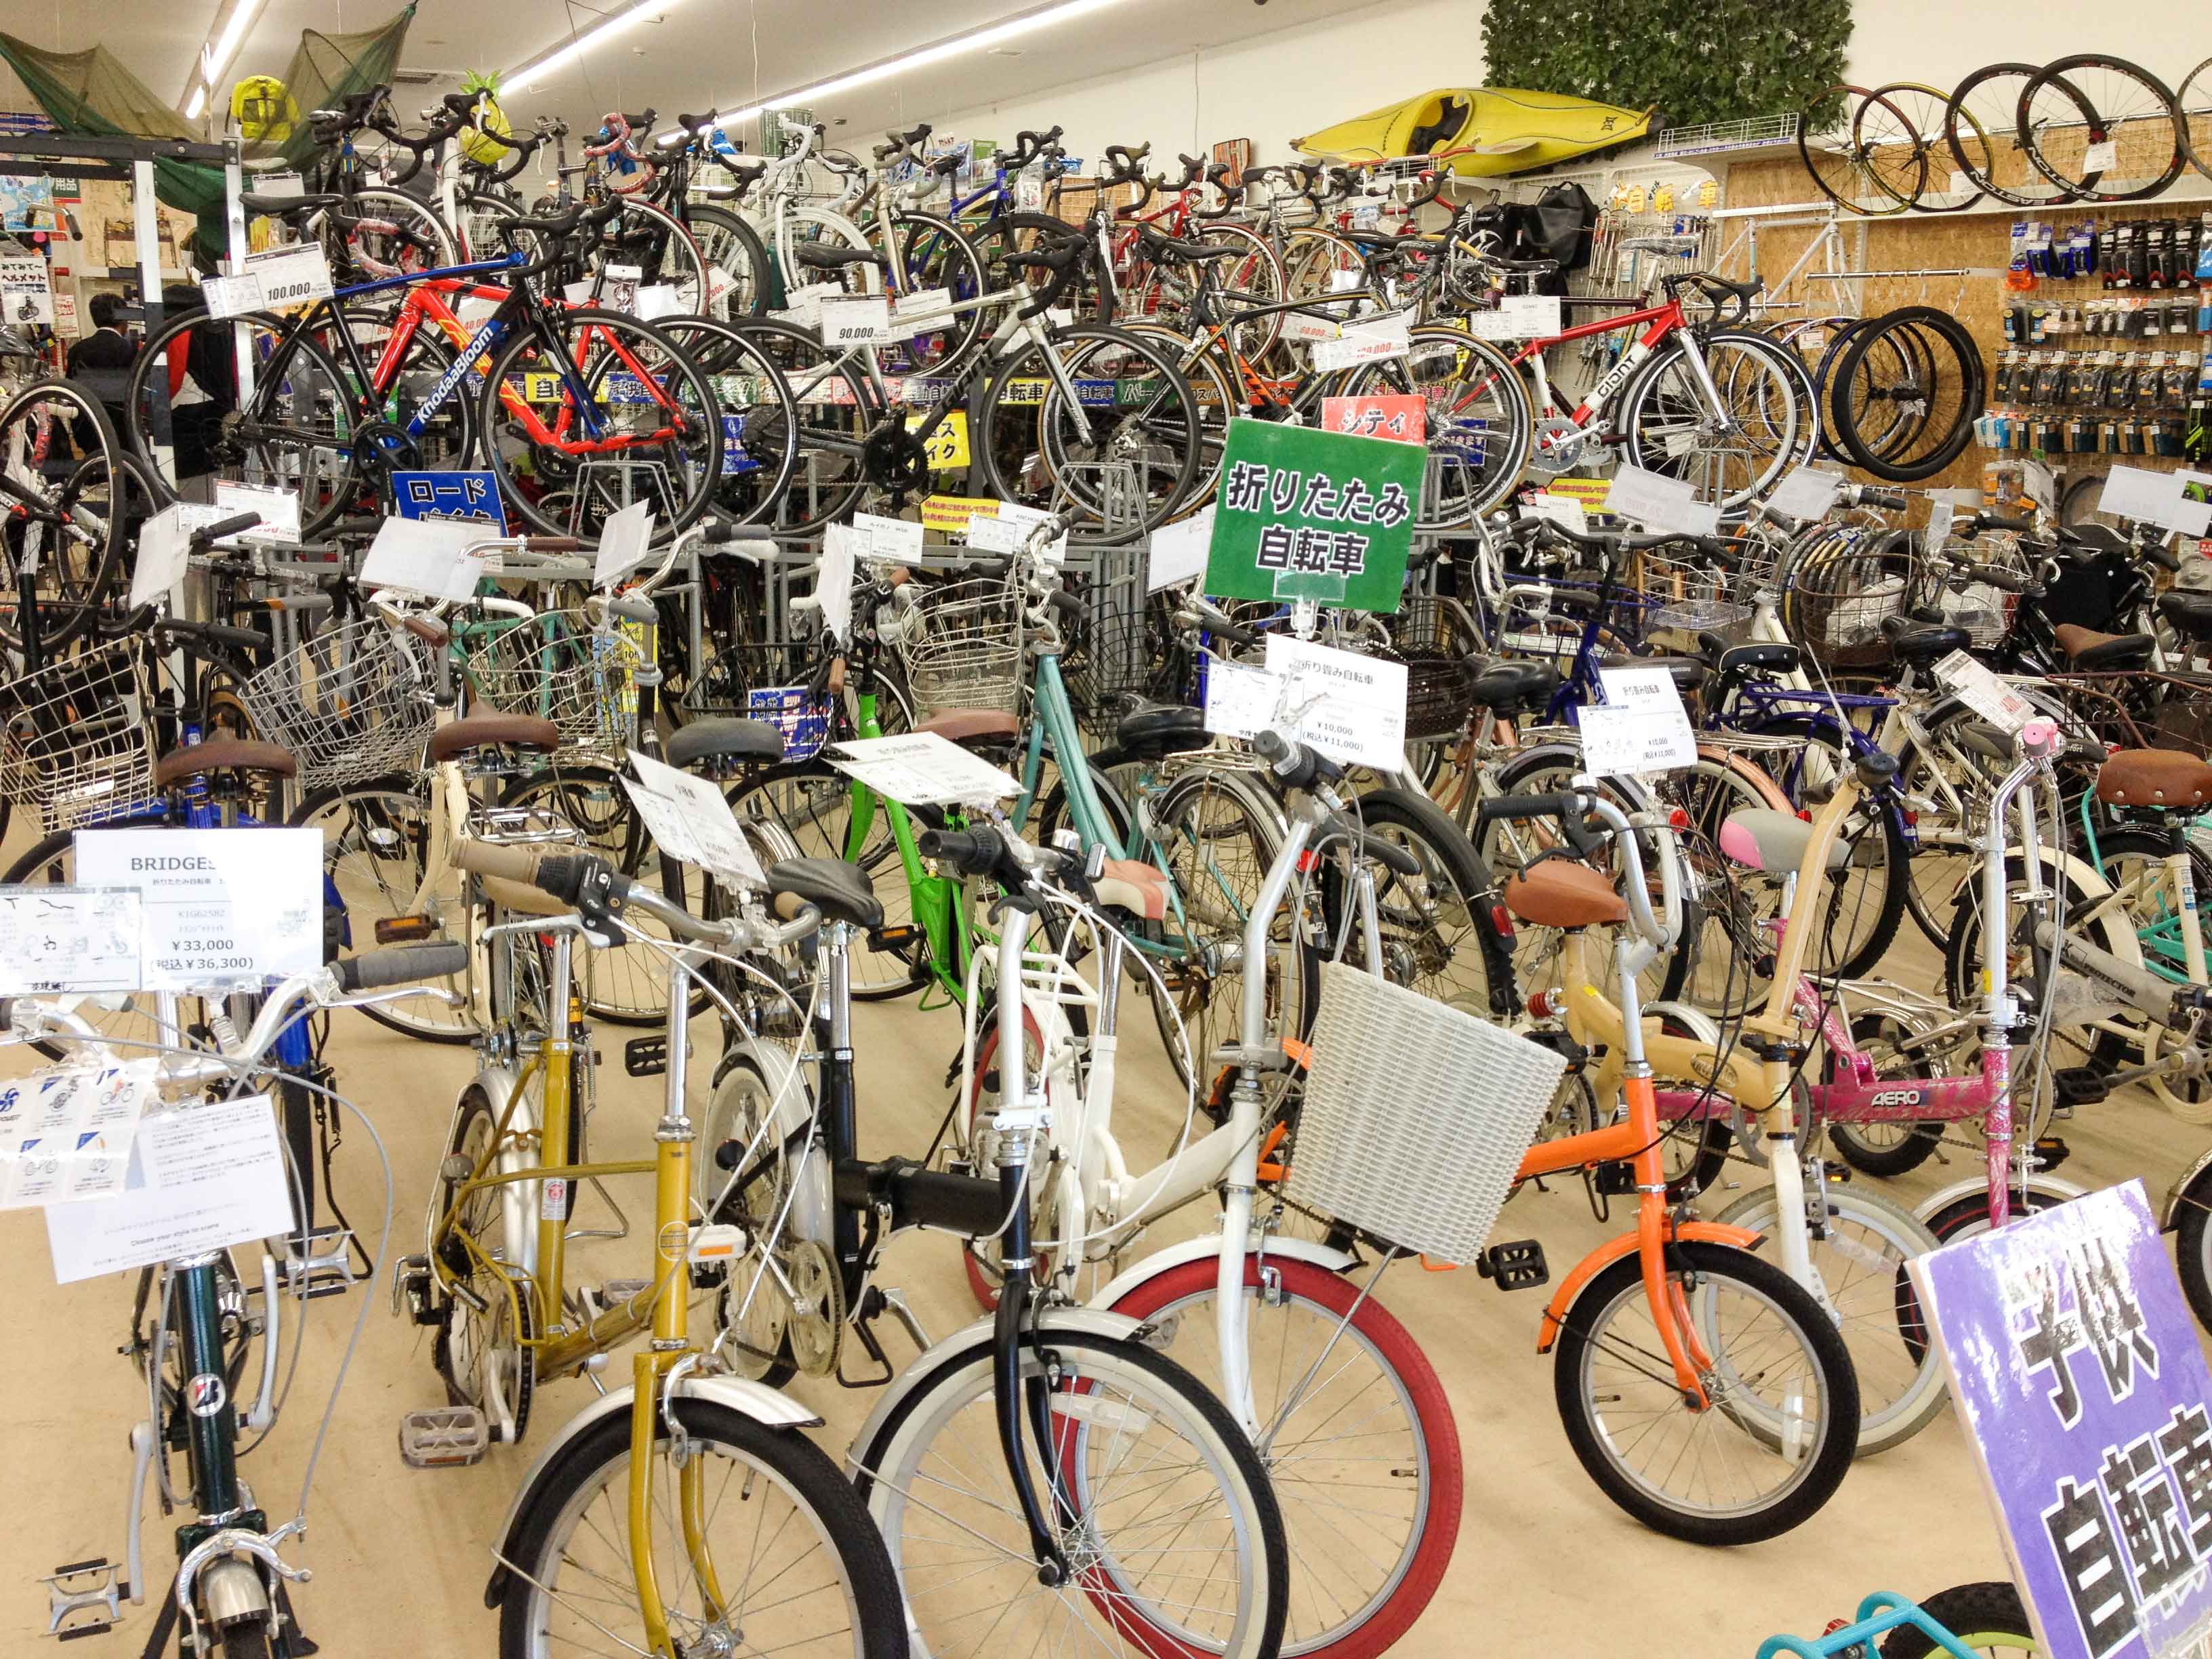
[5,0,1373,150]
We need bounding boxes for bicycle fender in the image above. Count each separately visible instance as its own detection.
[1536,1221,1763,1355]
[709,1039,833,1246]
[845,1308,1145,1473]
[453,1064,539,1279]
[2164,1150,2212,1232]
[1083,1233,1358,1313]
[483,1376,823,1608]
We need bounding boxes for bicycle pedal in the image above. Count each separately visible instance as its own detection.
[2051,1066,2110,1107]
[372,914,441,945]
[2032,1135,2074,1173]
[1477,1238,1549,1291]
[867,924,922,956]
[623,1034,669,1078]
[281,1227,356,1299]
[43,1557,125,1639]
[397,1406,489,1469]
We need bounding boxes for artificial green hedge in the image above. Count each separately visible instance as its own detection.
[1479,0,1852,133]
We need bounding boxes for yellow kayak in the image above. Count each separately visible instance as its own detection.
[1292,87,1663,177]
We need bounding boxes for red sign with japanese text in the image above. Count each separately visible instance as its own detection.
[1320,394,1425,447]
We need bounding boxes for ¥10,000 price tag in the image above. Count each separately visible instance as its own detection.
[828,733,1020,808]
[1933,649,2033,733]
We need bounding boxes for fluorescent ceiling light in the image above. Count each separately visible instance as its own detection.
[184,82,208,121]
[506,0,691,92]
[204,0,266,82]
[666,0,1135,141]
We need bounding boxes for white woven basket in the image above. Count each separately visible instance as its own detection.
[1285,964,1566,1265]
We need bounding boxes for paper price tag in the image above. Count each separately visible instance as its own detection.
[852,510,924,565]
[199,273,265,319]
[2101,465,2203,534]
[991,501,1067,565]
[1148,506,1216,593]
[820,295,893,346]
[1522,494,1588,535]
[891,287,954,340]
[0,1059,155,1208]
[773,284,830,329]
[45,1094,295,1283]
[1279,312,1344,344]
[2083,140,2119,173]
[1501,293,1561,338]
[829,732,1020,808]
[1767,466,1844,523]
[1607,464,1711,537]
[255,171,304,199]
[1933,649,2034,734]
[623,750,765,890]
[817,520,856,643]
[634,284,686,321]
[75,827,322,991]
[212,481,300,545]
[1579,665,1698,776]
[594,499,657,588]
[361,516,489,602]
[129,502,229,609]
[0,886,143,996]
[1262,635,1408,771]
[1311,311,1410,371]
[1947,170,1971,197]
[1202,658,1279,741]
[241,243,333,310]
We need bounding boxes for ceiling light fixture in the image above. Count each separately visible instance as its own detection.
[179,0,267,113]
[663,0,1134,142]
[184,82,209,121]
[506,0,689,94]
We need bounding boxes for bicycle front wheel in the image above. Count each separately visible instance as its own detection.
[497,1396,905,1659]
[1347,326,1530,528]
[852,1327,1288,1659]
[1879,1582,2036,1658]
[1620,333,1801,516]
[1551,1240,1859,1544]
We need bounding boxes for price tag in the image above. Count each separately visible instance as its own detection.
[773,284,830,329]
[241,243,333,310]
[1522,494,1588,535]
[1579,668,1698,776]
[1280,312,1344,345]
[0,1059,156,1208]
[1148,506,1216,593]
[0,886,143,995]
[819,295,893,347]
[255,171,304,199]
[213,481,300,545]
[891,286,954,340]
[2101,465,2198,533]
[2083,139,2120,173]
[1470,295,1562,342]
[75,827,322,992]
[594,499,657,588]
[129,502,229,609]
[1933,649,2034,734]
[1766,466,1845,522]
[1947,169,1971,197]
[994,501,1067,564]
[634,284,686,321]
[828,731,1020,808]
[361,516,489,602]
[1016,165,1045,211]
[852,510,924,565]
[1262,634,1408,771]
[817,519,856,644]
[598,262,643,314]
[45,1094,296,1283]
[0,253,54,325]
[1607,463,1712,537]
[199,273,264,319]
[622,750,765,890]
[1311,311,1410,371]
[1202,657,1279,740]
[706,265,739,309]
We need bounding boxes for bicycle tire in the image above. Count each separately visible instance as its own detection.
[0,381,128,655]
[1830,308,1984,484]
[680,202,772,318]
[1879,1582,2036,1657]
[433,1082,536,1443]
[2017,54,2186,203]
[1329,786,1516,1021]
[1348,325,1532,527]
[1869,83,1984,211]
[498,1397,906,1659]
[2171,1163,2212,1334]
[1619,333,1802,516]
[851,1326,1289,1659]
[1825,316,1940,469]
[880,208,991,372]
[1551,1240,1859,1544]
[2087,826,2212,1121]
[2182,56,2212,182]
[727,317,879,533]
[651,314,802,522]
[332,186,458,283]
[595,194,713,315]
[1942,850,2134,1075]
[1799,85,1924,216]
[1109,1254,1460,1659]
[1822,1010,1944,1178]
[1117,319,1235,510]
[221,1622,275,1659]
[1945,62,2089,208]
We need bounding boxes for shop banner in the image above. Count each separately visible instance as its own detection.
[1908,1182,2212,1659]
[1204,418,1420,612]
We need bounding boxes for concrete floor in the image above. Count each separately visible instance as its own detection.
[9,852,2204,1658]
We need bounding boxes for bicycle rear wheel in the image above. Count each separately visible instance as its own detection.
[1799,86,1925,214]
[1828,308,1984,484]
[1879,1582,2036,1658]
[0,381,129,654]
[652,315,802,523]
[682,203,772,319]
[1620,333,1801,516]
[2182,56,2212,182]
[1945,63,2089,207]
[2018,54,2186,203]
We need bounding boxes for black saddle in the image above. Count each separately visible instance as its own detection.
[1879,617,1971,664]
[766,857,884,932]
[1114,703,1208,760]
[1461,659,1559,717]
[664,718,785,771]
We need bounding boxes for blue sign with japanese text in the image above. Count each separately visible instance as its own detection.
[1910,1183,2212,1659]
[392,470,508,534]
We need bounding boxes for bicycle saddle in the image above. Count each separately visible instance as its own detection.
[1094,859,1168,922]
[2159,590,2212,642]
[1696,634,1799,678]
[766,857,884,932]
[792,242,888,270]
[1598,653,1708,699]
[1460,659,1558,716]
[1501,860,1628,930]
[2053,623,2156,671]
[1113,703,1207,759]
[1879,617,1970,663]
[2097,749,2212,810]
[1135,225,1237,263]
[1717,808,1850,875]
[918,709,1019,747]
[663,717,784,770]
[429,713,561,761]
[241,191,344,216]
[155,738,297,788]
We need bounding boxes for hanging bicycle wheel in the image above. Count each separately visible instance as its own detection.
[681,203,772,318]
[1867,83,1982,211]
[1345,325,1532,527]
[2017,54,2186,203]
[651,315,801,523]
[1619,333,1802,516]
[591,196,713,316]
[726,318,878,533]
[1945,63,2089,207]
[2178,55,2212,182]
[328,187,458,283]
[879,209,990,373]
[1799,85,1925,215]
[0,381,129,654]
[1828,308,1984,484]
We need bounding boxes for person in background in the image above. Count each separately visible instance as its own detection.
[66,291,136,447]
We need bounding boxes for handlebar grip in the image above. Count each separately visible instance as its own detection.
[1965,563,2031,594]
[523,536,586,553]
[1858,487,1908,510]
[335,942,468,991]
[449,838,540,883]
[600,595,658,623]
[1972,512,2034,534]
[1046,590,1084,624]
[701,520,775,545]
[190,512,264,548]
[1476,792,1590,824]
[916,827,1002,876]
[2143,539,2183,573]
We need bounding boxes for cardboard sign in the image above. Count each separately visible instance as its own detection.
[1206,418,1420,611]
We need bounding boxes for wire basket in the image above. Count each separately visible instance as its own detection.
[1637,548,1754,642]
[1063,594,1186,737]
[1780,527,1921,668]
[678,639,823,761]
[900,578,1024,719]
[239,620,435,792]
[463,610,643,756]
[0,639,159,831]
[1387,596,1480,739]
[1285,964,1568,1264]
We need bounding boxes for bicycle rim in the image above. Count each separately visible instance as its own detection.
[2018,54,2186,202]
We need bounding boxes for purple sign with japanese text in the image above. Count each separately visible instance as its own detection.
[1910,1182,2212,1659]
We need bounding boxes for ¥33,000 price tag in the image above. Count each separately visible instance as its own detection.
[73,827,322,991]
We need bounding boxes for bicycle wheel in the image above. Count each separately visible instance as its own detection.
[1822,1011,1944,1178]
[851,1326,1288,1659]
[1551,1240,1859,1544]
[729,319,876,533]
[479,308,721,541]
[1328,787,1511,1021]
[1118,320,1234,512]
[880,209,989,373]
[1277,227,1370,325]
[1942,851,2135,1076]
[2018,54,2186,203]
[1868,83,1982,211]
[1829,309,1984,485]
[433,1081,536,1443]
[1109,1256,1458,1659]
[683,203,773,318]
[1620,333,1801,516]
[2182,56,2212,182]
[497,1396,905,1659]
[1662,754,1797,1016]
[331,303,480,474]
[2088,827,2212,1120]
[1345,325,1530,528]
[1945,64,2090,207]
[1879,1582,2036,1658]
[1709,1183,1945,1457]
[595,195,712,316]
[0,380,127,654]
[331,186,458,283]
[454,188,520,265]
[652,316,802,523]
[979,323,1203,534]
[1799,86,1925,215]
[290,775,476,1043]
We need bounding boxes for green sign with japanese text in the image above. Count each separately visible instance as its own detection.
[1203,418,1421,612]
